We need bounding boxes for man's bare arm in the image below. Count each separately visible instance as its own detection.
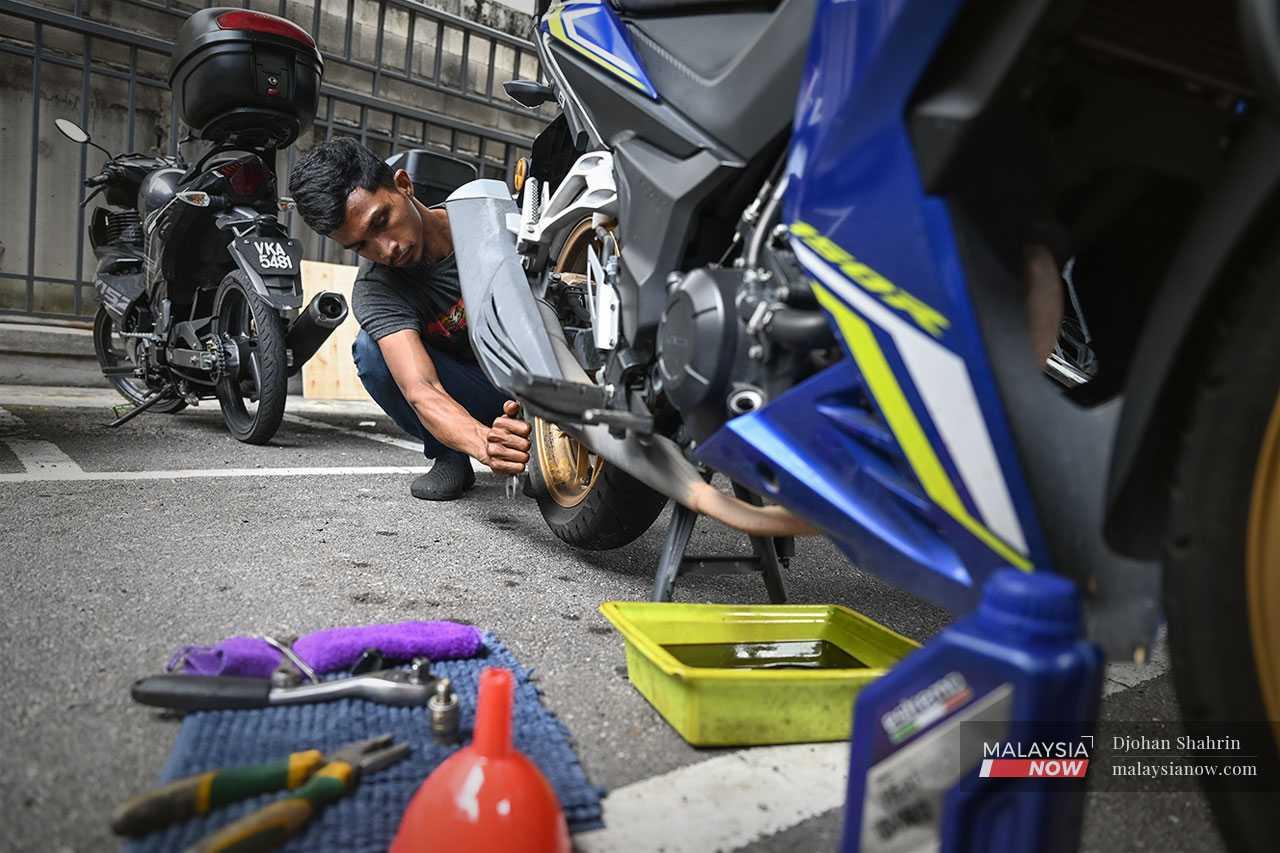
[376,329,491,461]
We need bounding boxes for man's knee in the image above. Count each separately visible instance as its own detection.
[352,331,392,392]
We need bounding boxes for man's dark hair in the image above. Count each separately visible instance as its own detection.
[288,137,395,236]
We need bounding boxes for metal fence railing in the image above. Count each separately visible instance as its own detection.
[0,0,546,324]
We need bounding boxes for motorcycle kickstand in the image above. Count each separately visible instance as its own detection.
[108,386,176,428]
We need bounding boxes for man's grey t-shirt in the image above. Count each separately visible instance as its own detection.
[351,253,472,358]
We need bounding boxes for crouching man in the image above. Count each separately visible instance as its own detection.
[288,138,530,500]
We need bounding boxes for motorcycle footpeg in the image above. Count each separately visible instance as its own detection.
[510,369,609,422]
[583,408,654,436]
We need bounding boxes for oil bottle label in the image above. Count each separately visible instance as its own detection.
[880,672,973,745]
[861,684,1013,852]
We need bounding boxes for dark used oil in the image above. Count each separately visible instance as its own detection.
[662,640,867,670]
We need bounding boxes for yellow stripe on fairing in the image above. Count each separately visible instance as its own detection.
[812,282,1032,572]
[546,6,647,92]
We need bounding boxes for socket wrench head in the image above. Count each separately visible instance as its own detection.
[428,677,460,742]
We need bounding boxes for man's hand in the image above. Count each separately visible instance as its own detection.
[483,401,532,475]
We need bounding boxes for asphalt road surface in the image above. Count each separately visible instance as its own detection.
[0,385,1228,852]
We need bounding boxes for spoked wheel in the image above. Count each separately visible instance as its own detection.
[91,306,186,413]
[1164,226,1280,852]
[212,271,287,444]
[527,219,668,549]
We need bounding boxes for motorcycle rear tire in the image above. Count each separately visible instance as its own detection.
[528,419,668,550]
[528,218,668,549]
[1163,226,1280,853]
[92,306,187,414]
[212,271,288,445]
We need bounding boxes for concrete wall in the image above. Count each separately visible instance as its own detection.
[0,0,551,319]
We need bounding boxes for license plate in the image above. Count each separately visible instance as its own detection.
[238,237,302,275]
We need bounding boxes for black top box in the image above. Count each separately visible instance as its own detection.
[170,8,323,147]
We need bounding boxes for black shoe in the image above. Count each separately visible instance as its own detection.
[410,450,476,501]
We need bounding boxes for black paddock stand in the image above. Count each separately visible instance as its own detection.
[651,483,791,603]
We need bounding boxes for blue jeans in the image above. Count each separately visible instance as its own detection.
[352,329,507,458]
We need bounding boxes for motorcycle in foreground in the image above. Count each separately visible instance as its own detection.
[56,7,348,443]
[451,1,1280,849]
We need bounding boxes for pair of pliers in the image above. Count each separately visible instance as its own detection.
[112,734,410,852]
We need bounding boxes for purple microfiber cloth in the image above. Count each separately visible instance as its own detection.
[293,620,483,673]
[168,621,484,678]
[167,635,283,679]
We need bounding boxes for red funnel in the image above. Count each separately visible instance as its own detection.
[391,667,571,853]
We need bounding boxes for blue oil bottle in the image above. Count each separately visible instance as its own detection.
[841,569,1104,852]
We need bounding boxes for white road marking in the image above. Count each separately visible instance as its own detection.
[0,465,429,484]
[575,742,849,853]
[0,406,84,475]
[284,413,490,473]
[284,413,423,453]
[0,387,490,473]
[0,385,387,418]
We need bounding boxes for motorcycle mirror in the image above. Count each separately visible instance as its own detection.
[277,197,297,211]
[503,79,556,109]
[55,118,90,144]
[176,191,211,207]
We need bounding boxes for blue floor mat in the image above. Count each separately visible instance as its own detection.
[125,635,604,852]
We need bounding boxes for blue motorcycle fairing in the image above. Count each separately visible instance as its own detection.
[696,0,1052,613]
[698,362,981,607]
[541,1,659,101]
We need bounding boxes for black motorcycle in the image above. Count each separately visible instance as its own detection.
[54,7,347,444]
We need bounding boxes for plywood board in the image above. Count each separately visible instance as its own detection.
[300,260,369,401]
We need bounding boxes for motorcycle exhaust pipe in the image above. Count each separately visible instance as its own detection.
[574,420,818,538]
[286,291,349,376]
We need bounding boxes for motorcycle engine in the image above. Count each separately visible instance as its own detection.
[657,267,757,443]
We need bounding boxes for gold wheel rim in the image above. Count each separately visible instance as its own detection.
[1247,394,1280,739]
[535,417,603,507]
[531,218,608,509]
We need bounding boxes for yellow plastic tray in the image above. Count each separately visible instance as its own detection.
[599,601,919,746]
